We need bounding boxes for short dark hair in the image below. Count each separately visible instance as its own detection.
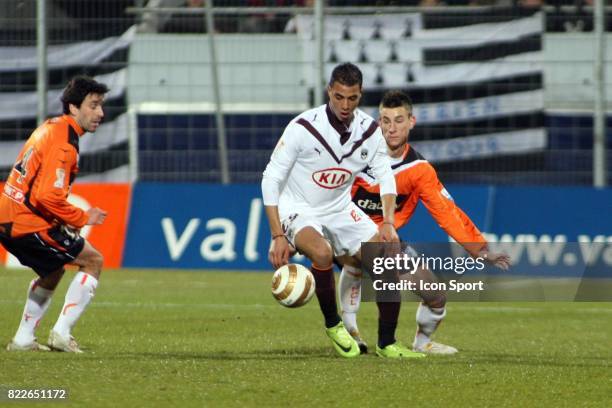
[380,90,413,114]
[61,76,109,114]
[328,63,363,88]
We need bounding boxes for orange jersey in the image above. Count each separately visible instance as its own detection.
[0,115,88,237]
[352,144,486,253]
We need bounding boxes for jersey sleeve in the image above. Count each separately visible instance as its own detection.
[35,142,88,228]
[413,162,486,254]
[454,206,487,245]
[261,122,302,206]
[367,130,396,197]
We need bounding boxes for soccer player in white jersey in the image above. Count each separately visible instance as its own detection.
[262,63,425,358]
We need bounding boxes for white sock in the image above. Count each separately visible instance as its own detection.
[414,303,446,348]
[52,272,98,338]
[339,265,362,335]
[13,279,53,345]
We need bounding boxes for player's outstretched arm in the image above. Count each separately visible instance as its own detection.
[412,163,511,269]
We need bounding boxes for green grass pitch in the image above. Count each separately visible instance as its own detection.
[1,267,610,407]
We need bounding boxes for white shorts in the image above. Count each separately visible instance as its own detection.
[281,202,378,257]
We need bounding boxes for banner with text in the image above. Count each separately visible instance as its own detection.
[122,183,612,273]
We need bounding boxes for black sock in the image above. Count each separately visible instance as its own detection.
[377,301,400,348]
[311,265,341,328]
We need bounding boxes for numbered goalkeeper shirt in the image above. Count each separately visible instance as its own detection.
[351,144,486,251]
[0,115,88,237]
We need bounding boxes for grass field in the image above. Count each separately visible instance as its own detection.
[1,267,611,407]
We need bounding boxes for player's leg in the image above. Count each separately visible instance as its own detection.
[406,264,457,354]
[49,239,103,353]
[6,268,64,351]
[348,241,423,359]
[338,264,367,353]
[335,204,424,359]
[0,230,74,351]
[284,213,360,358]
[294,227,338,327]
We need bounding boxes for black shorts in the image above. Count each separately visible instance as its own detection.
[0,225,85,277]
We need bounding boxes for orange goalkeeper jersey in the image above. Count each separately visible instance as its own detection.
[0,115,88,237]
[352,144,486,254]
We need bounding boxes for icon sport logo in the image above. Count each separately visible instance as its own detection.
[312,168,352,189]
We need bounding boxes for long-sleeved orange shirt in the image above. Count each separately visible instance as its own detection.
[0,115,88,237]
[352,144,486,256]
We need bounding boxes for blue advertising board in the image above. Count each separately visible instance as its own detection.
[123,183,612,274]
[123,183,268,269]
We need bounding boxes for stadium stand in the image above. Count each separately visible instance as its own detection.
[0,1,610,184]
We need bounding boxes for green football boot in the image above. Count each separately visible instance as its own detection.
[325,322,361,358]
[376,342,426,359]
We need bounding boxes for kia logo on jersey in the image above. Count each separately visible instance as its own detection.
[312,168,352,189]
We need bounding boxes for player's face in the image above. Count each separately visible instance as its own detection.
[72,93,105,133]
[379,106,416,151]
[327,82,362,123]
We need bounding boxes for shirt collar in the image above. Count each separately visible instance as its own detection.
[63,114,85,137]
[402,144,411,159]
[325,104,353,145]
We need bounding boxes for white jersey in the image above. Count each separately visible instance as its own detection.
[262,104,396,217]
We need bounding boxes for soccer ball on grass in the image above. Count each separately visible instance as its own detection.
[271,263,315,308]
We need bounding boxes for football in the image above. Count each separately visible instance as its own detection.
[271,263,316,308]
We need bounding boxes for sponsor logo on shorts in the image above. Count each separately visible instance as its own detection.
[312,168,352,189]
[3,183,25,204]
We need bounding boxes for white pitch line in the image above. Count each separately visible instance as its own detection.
[0,299,277,309]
